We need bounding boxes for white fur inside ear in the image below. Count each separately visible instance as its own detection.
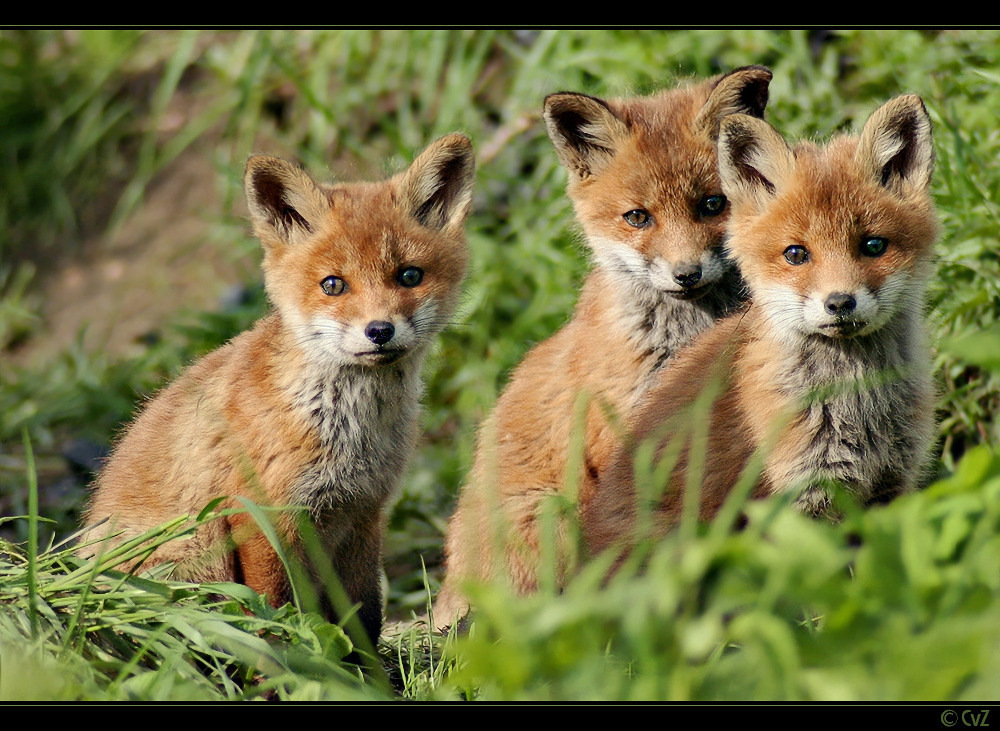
[401,135,475,231]
[856,95,934,194]
[718,114,794,208]
[869,133,908,172]
[694,65,772,139]
[543,93,628,180]
[244,156,331,247]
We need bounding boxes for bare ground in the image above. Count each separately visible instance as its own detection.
[4,128,266,543]
[12,140,256,370]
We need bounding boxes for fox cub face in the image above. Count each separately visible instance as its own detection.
[718,95,938,344]
[543,66,772,301]
[244,134,475,368]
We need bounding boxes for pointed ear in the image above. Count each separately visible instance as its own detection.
[543,92,630,181]
[694,65,772,140]
[717,113,795,209]
[400,133,476,231]
[855,94,934,196]
[244,156,331,246]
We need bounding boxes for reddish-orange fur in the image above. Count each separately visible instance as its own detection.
[81,134,475,644]
[585,96,939,560]
[434,68,772,628]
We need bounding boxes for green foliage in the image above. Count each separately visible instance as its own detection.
[0,28,998,701]
[0,30,143,256]
[0,537,392,700]
[0,482,396,701]
[446,445,1000,701]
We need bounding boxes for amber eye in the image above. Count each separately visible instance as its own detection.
[623,209,652,228]
[783,245,810,265]
[860,236,888,258]
[320,275,347,296]
[397,266,424,287]
[697,194,727,217]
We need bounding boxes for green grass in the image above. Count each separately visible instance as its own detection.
[447,446,1000,701]
[0,522,389,700]
[1,28,998,701]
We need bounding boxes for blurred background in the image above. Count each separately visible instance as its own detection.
[1,28,998,623]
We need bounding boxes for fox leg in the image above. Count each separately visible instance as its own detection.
[314,515,385,647]
[229,512,292,608]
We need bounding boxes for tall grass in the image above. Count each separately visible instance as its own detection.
[0,29,998,700]
[1,525,391,700]
[448,444,1000,701]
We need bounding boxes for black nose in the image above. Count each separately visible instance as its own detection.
[825,293,857,316]
[365,321,395,345]
[673,263,702,288]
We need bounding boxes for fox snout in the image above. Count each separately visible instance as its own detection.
[353,317,412,365]
[824,292,856,317]
[818,291,867,337]
[672,262,703,289]
[644,249,728,300]
[358,319,406,364]
[803,283,885,339]
[365,320,395,345]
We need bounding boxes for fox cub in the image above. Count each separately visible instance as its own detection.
[81,134,476,645]
[434,67,772,627]
[584,95,939,557]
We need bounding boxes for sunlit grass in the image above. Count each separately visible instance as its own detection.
[0,28,998,701]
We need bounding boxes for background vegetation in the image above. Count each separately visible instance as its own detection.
[0,28,998,701]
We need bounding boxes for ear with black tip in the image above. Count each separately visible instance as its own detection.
[244,156,331,247]
[400,133,476,231]
[717,113,795,210]
[543,92,630,181]
[695,65,773,140]
[855,94,934,196]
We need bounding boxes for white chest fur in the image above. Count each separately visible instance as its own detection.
[288,358,425,517]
